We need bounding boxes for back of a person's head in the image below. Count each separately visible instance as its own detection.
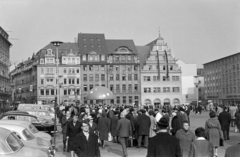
[195,127,205,138]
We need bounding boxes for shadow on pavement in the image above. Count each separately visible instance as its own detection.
[107,147,123,156]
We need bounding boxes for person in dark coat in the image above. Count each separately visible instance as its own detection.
[110,111,119,143]
[235,109,240,132]
[125,108,135,139]
[205,111,223,157]
[61,109,71,152]
[136,109,151,148]
[66,115,82,157]
[98,112,110,148]
[218,107,231,140]
[189,127,214,157]
[171,111,180,136]
[116,111,132,157]
[176,107,188,133]
[147,117,181,157]
[88,116,98,135]
[73,121,101,157]
[225,142,240,157]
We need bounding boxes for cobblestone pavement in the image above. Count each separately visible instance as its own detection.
[54,111,240,157]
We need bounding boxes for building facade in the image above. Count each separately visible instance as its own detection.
[203,53,240,105]
[138,34,182,108]
[0,26,12,109]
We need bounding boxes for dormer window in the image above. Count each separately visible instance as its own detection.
[47,49,53,55]
[101,55,105,61]
[40,59,44,64]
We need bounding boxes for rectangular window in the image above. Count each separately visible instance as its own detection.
[84,85,88,91]
[89,84,93,90]
[41,68,44,74]
[123,96,126,103]
[101,84,105,87]
[173,87,180,93]
[128,84,132,92]
[163,76,170,81]
[144,87,151,93]
[89,74,93,81]
[116,84,120,92]
[128,74,132,81]
[144,76,151,81]
[129,96,132,103]
[163,87,170,93]
[110,84,114,91]
[134,65,138,71]
[127,65,132,71]
[153,87,161,93]
[116,74,120,81]
[83,65,87,71]
[46,89,49,95]
[95,74,99,81]
[64,78,67,84]
[64,89,67,95]
[110,65,113,70]
[40,89,44,95]
[122,84,126,92]
[117,96,120,103]
[63,68,67,73]
[110,74,113,81]
[115,66,119,71]
[69,78,71,84]
[83,74,87,81]
[41,79,44,85]
[101,65,105,71]
[77,78,79,84]
[122,74,126,81]
[153,76,158,81]
[134,74,138,80]
[95,65,99,71]
[72,78,75,84]
[172,76,179,81]
[134,84,138,92]
[89,65,93,71]
[51,89,54,95]
[101,74,105,81]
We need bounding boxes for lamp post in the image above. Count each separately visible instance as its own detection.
[50,41,63,156]
[194,76,200,108]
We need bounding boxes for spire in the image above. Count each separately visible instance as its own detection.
[157,27,163,40]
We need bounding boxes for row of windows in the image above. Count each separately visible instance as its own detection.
[83,74,139,81]
[40,78,81,85]
[83,84,139,92]
[143,87,180,93]
[109,65,138,71]
[83,96,139,104]
[40,67,81,74]
[39,89,80,96]
[143,76,180,82]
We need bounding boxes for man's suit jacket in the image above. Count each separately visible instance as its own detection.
[225,143,240,157]
[116,117,132,137]
[137,113,151,136]
[73,131,101,157]
[218,111,231,131]
[66,121,82,139]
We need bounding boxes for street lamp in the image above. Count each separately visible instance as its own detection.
[50,41,63,156]
[194,76,201,108]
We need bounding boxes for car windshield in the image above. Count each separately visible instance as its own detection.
[22,129,34,140]
[6,133,24,152]
[29,124,39,134]
[37,111,50,116]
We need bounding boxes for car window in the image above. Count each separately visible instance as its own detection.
[0,141,10,154]
[6,133,23,152]
[16,116,31,122]
[32,106,41,110]
[22,129,34,140]
[29,124,39,134]
[27,111,36,116]
[30,117,38,123]
[37,111,50,116]
[13,132,22,140]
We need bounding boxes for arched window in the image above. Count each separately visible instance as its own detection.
[144,99,151,105]
[173,98,180,106]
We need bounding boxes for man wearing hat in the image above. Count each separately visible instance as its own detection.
[147,117,181,157]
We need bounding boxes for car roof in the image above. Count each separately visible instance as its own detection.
[0,124,25,132]
[24,109,50,112]
[0,120,31,127]
[1,112,37,118]
[0,127,11,140]
[5,111,29,114]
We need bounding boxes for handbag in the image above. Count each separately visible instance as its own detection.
[220,138,224,146]
[108,133,113,141]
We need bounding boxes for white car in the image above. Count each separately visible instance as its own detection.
[0,127,49,157]
[0,120,52,143]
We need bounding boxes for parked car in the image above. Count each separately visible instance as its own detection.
[0,112,54,135]
[0,127,50,157]
[18,104,55,118]
[18,109,54,123]
[0,120,52,143]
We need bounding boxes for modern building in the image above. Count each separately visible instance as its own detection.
[0,26,12,109]
[176,59,197,103]
[138,34,182,108]
[203,52,240,105]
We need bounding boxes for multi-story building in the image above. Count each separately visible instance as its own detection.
[10,54,38,104]
[37,43,81,104]
[0,26,12,109]
[137,34,182,108]
[106,39,141,106]
[203,53,240,105]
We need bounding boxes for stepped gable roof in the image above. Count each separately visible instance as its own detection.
[106,39,138,55]
[78,33,107,55]
[136,46,151,68]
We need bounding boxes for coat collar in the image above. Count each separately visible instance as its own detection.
[79,131,93,143]
[179,128,191,135]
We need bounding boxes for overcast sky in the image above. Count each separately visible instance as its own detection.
[1,0,240,67]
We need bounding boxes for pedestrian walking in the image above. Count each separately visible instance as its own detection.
[175,120,195,157]
[205,111,223,157]
[147,117,181,157]
[235,109,240,132]
[66,115,82,157]
[116,112,132,157]
[171,111,180,136]
[224,142,240,157]
[88,116,98,135]
[61,109,71,152]
[98,112,110,148]
[136,109,151,148]
[189,127,214,157]
[110,111,119,143]
[218,107,231,140]
[148,110,156,138]
[73,121,101,157]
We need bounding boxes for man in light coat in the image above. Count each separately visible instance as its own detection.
[116,112,132,157]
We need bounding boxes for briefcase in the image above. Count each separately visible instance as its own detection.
[220,138,224,146]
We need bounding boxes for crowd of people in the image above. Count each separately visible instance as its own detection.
[55,103,240,157]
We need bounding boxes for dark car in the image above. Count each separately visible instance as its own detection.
[0,112,54,136]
